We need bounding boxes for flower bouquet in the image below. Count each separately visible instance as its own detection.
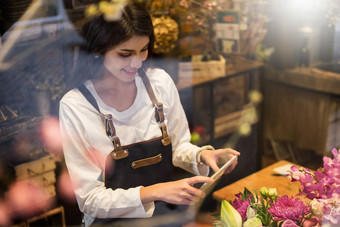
[217,148,340,227]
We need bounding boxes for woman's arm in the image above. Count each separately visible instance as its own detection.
[140,176,213,205]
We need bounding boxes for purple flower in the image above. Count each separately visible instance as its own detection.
[268,195,311,222]
[231,193,251,221]
[289,148,340,200]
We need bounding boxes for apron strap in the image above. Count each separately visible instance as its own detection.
[139,68,171,146]
[79,84,100,112]
[78,84,128,160]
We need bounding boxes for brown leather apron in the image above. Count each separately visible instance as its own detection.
[78,70,185,225]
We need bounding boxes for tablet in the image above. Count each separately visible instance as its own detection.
[200,155,237,192]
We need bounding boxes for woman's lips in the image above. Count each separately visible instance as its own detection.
[123,68,138,76]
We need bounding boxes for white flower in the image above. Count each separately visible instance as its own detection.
[243,216,262,227]
[246,206,257,219]
[220,200,242,227]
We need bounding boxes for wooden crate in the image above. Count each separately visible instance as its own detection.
[15,155,56,180]
[14,155,57,198]
[25,206,66,227]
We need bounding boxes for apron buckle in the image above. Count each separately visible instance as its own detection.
[160,124,171,146]
[161,136,171,146]
[111,149,129,160]
[154,103,164,123]
[110,136,129,160]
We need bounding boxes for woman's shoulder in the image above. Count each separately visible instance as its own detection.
[146,67,174,86]
[60,88,81,102]
[59,88,87,109]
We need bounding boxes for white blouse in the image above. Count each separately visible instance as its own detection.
[59,68,209,226]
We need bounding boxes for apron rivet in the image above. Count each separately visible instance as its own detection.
[124,150,127,154]
[113,153,117,157]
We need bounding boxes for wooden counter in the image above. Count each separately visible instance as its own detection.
[213,160,306,202]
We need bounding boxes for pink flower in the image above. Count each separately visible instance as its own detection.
[310,199,326,217]
[179,0,189,8]
[321,197,340,226]
[289,148,340,200]
[282,219,299,227]
[303,216,322,227]
[232,193,251,221]
[268,195,311,222]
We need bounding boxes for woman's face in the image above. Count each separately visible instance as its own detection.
[103,35,149,83]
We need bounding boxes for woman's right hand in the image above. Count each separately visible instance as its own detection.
[140,176,213,205]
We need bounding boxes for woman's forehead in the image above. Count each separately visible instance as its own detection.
[114,36,150,51]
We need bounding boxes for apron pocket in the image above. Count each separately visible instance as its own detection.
[131,154,162,169]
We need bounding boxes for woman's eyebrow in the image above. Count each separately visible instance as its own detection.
[119,49,135,52]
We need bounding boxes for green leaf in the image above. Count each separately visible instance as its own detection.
[210,213,220,219]
[242,187,253,200]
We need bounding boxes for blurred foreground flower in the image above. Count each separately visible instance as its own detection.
[39,116,63,157]
[85,0,127,21]
[57,170,76,202]
[220,199,242,227]
[5,180,53,219]
[0,202,10,226]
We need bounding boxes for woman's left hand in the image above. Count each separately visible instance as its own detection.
[201,148,240,174]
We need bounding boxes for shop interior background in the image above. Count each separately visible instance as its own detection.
[0,0,339,226]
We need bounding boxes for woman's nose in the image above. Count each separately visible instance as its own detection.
[130,55,143,68]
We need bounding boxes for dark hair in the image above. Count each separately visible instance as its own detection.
[81,1,154,57]
[65,1,154,90]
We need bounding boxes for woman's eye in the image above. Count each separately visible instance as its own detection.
[119,53,131,58]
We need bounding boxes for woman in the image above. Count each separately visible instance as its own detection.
[59,1,239,226]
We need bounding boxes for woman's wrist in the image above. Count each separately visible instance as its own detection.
[140,183,164,204]
[196,145,215,165]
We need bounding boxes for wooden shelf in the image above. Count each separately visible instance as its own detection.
[177,56,263,145]
[176,56,264,90]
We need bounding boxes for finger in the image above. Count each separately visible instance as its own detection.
[207,160,220,173]
[224,159,238,174]
[189,194,204,204]
[226,148,240,156]
[179,190,204,204]
[187,176,213,185]
[214,149,239,161]
[184,185,206,199]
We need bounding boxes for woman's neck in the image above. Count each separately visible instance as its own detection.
[92,74,137,112]
[93,75,135,92]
